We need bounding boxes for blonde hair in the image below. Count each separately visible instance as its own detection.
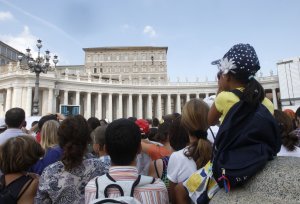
[181,99,212,169]
[40,120,59,150]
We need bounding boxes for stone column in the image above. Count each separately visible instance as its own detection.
[12,87,22,108]
[147,94,152,119]
[108,93,112,122]
[64,90,69,105]
[5,88,12,111]
[205,93,209,98]
[186,93,190,103]
[128,94,133,117]
[21,88,27,111]
[157,94,162,120]
[196,93,200,99]
[272,89,278,109]
[86,92,91,119]
[26,87,32,116]
[42,89,48,115]
[97,93,102,119]
[167,94,171,114]
[118,94,123,119]
[75,91,80,105]
[176,94,181,114]
[138,94,143,119]
[48,88,53,113]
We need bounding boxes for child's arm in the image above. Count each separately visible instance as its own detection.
[208,102,221,126]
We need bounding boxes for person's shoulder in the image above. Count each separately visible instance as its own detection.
[42,161,63,175]
[136,177,167,192]
[169,147,188,161]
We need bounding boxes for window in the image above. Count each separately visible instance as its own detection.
[94,68,97,73]
[100,68,103,73]
[151,56,154,65]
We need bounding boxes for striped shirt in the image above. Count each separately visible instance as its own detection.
[85,166,169,204]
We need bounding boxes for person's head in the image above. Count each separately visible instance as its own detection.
[58,115,90,170]
[153,121,171,143]
[135,119,149,139]
[152,118,159,127]
[295,107,300,128]
[91,125,107,157]
[162,113,180,124]
[87,117,100,131]
[274,110,299,151]
[0,135,44,174]
[283,109,296,129]
[181,99,212,169]
[128,117,137,122]
[169,115,189,151]
[38,114,58,131]
[105,118,141,165]
[40,120,60,150]
[148,128,158,141]
[5,108,25,128]
[31,121,38,128]
[99,119,108,126]
[212,43,264,106]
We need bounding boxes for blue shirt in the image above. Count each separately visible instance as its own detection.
[29,145,63,175]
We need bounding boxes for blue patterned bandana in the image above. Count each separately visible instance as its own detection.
[212,43,260,77]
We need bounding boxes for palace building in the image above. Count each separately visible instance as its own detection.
[0,41,281,121]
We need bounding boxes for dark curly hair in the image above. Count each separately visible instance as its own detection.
[58,115,91,171]
[274,110,299,151]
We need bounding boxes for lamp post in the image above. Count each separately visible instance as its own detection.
[18,39,58,116]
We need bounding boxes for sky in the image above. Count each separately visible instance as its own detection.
[0,0,300,82]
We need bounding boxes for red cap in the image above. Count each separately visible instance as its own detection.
[135,119,149,135]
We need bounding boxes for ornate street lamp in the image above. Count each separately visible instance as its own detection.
[18,39,58,116]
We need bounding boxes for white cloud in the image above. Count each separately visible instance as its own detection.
[143,25,157,38]
[0,0,81,47]
[1,26,38,54]
[0,11,13,21]
[121,24,130,30]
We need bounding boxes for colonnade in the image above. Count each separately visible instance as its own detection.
[1,86,280,121]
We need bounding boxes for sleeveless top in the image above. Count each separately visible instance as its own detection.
[0,174,34,204]
[154,156,170,195]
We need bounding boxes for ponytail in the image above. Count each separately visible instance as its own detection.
[185,138,212,169]
[242,78,265,106]
[62,142,86,171]
[230,72,265,106]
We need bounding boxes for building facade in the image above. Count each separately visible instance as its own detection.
[0,44,280,121]
[0,41,23,66]
[277,57,300,110]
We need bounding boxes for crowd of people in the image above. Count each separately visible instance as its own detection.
[0,43,299,204]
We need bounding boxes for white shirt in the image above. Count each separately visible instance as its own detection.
[167,147,197,183]
[277,145,300,157]
[0,128,26,145]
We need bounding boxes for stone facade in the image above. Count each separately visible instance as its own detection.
[0,44,280,121]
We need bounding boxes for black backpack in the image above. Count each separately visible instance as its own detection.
[0,174,33,204]
[212,89,281,189]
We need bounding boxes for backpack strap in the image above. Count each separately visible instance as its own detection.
[17,176,34,200]
[154,160,160,178]
[230,89,243,99]
[0,174,33,201]
[95,173,155,199]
